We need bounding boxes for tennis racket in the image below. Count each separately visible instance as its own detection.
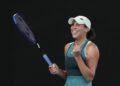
[13,13,53,66]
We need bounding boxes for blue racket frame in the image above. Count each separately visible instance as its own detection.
[13,13,36,44]
[13,13,53,66]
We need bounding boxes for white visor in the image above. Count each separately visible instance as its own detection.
[68,15,91,30]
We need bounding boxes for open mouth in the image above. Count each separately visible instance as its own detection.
[72,30,78,35]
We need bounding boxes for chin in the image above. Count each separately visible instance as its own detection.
[72,35,78,39]
[72,34,81,39]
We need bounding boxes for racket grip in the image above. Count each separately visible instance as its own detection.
[42,54,53,66]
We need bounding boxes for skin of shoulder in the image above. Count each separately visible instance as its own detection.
[86,42,99,59]
[64,42,73,57]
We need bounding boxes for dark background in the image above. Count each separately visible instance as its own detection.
[7,0,120,86]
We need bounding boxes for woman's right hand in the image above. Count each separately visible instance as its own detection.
[49,63,60,75]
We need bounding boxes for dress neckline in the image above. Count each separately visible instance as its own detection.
[73,40,88,48]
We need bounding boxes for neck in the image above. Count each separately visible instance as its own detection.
[75,35,87,45]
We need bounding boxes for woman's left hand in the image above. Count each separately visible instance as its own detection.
[73,45,81,58]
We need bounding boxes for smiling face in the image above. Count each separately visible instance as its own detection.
[70,21,89,39]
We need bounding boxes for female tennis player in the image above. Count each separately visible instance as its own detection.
[49,15,100,86]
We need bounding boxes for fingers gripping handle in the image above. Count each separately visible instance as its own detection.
[43,54,53,66]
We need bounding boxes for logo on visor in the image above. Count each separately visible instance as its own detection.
[80,18,83,20]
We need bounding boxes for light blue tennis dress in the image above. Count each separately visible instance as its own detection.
[64,40,92,86]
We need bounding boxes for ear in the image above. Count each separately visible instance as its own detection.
[85,28,89,33]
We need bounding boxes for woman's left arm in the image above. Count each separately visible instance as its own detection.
[73,43,100,82]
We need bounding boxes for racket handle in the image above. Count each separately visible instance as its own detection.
[42,54,53,66]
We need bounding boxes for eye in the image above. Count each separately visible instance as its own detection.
[76,23,80,26]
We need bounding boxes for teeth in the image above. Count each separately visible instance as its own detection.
[73,31,77,35]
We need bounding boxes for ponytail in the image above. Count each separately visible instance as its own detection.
[87,28,96,40]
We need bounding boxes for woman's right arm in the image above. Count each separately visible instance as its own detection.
[49,43,71,79]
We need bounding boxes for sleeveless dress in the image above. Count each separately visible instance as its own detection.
[64,40,92,86]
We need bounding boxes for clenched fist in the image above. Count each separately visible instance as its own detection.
[73,45,81,58]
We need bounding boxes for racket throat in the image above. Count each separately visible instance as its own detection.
[37,43,40,48]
